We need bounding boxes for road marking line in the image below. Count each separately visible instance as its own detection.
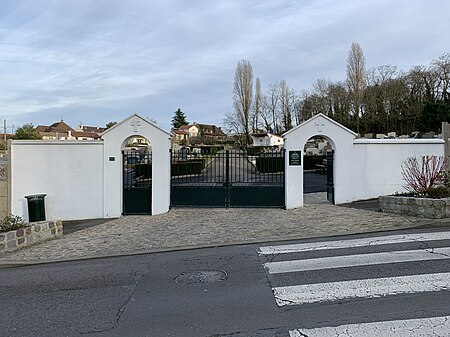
[273,272,450,306]
[258,231,450,255]
[264,247,450,274]
[289,315,450,337]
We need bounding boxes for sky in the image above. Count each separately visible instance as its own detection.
[0,0,449,133]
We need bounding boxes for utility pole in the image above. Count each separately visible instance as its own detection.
[3,119,6,143]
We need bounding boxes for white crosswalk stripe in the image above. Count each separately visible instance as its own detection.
[264,247,450,274]
[273,272,450,306]
[258,230,450,336]
[289,315,450,337]
[258,231,450,255]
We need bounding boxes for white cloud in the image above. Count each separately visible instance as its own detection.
[0,0,449,131]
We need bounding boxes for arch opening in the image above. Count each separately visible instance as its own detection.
[121,134,153,215]
[302,135,335,205]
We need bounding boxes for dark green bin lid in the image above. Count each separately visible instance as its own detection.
[25,194,47,200]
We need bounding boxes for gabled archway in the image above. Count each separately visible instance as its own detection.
[101,114,171,216]
[283,113,357,208]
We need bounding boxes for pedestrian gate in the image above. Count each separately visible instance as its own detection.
[326,150,335,204]
[171,149,285,208]
[122,149,152,215]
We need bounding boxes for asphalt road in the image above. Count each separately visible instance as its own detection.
[1,227,449,337]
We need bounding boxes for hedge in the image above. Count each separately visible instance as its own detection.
[256,156,284,173]
[172,159,207,176]
[134,164,152,179]
[303,155,326,170]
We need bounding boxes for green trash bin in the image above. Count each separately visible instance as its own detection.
[25,194,46,222]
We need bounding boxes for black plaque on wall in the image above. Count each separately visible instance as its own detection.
[289,151,302,165]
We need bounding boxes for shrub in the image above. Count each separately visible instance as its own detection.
[0,214,26,233]
[426,186,450,199]
[401,155,446,196]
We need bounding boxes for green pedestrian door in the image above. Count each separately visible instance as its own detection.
[326,150,335,205]
[123,150,152,215]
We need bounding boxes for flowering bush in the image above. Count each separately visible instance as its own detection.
[0,214,26,233]
[401,155,447,197]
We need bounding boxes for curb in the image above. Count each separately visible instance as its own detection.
[1,220,449,268]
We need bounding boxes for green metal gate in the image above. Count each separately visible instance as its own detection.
[171,149,285,208]
[123,149,152,215]
[326,150,335,204]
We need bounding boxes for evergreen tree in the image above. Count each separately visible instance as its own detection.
[171,108,188,129]
[15,123,42,140]
[105,121,117,129]
[418,101,450,132]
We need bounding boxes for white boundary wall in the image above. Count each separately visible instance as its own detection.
[284,114,446,208]
[9,112,447,220]
[352,139,445,201]
[10,141,104,221]
[10,114,171,221]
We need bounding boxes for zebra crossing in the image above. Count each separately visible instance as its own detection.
[258,230,450,336]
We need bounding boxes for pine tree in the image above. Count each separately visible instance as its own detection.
[171,108,188,129]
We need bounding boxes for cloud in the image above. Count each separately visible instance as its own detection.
[0,0,449,131]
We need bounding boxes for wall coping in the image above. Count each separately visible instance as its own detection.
[354,139,445,145]
[11,140,104,146]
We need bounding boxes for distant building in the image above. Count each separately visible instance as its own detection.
[174,122,226,145]
[36,121,102,140]
[76,124,106,134]
[250,132,283,147]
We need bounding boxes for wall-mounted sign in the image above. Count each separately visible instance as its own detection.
[289,151,302,166]
[109,157,115,161]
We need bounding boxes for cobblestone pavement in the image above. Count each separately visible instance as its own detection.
[0,203,441,265]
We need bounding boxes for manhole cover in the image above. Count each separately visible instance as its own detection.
[175,270,227,286]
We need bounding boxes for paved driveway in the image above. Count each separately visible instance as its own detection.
[0,203,437,265]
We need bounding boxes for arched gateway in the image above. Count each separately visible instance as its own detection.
[101,114,171,216]
[283,113,357,208]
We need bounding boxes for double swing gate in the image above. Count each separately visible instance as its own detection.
[170,149,285,208]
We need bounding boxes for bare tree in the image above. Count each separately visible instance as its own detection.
[261,83,280,133]
[223,111,241,134]
[233,59,253,145]
[346,42,366,133]
[295,90,315,124]
[327,81,350,125]
[279,79,294,132]
[252,77,262,132]
[432,53,450,101]
[367,65,398,86]
[312,78,331,115]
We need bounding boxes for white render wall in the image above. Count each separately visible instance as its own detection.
[283,113,446,208]
[10,141,104,221]
[9,114,172,221]
[101,114,171,217]
[351,139,445,201]
[284,114,357,208]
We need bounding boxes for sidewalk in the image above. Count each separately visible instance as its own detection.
[1,199,446,266]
